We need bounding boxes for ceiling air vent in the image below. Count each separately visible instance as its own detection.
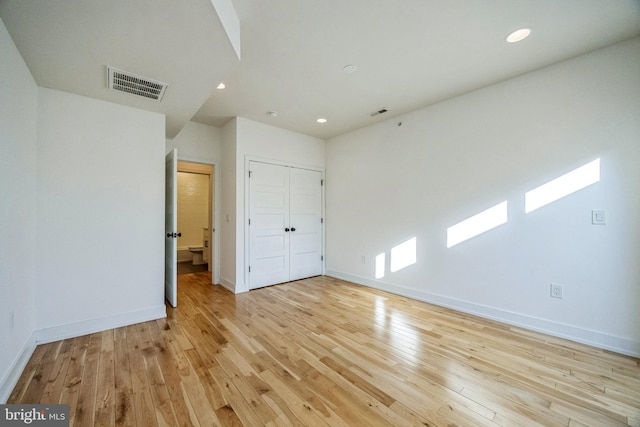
[370,108,388,117]
[107,66,168,102]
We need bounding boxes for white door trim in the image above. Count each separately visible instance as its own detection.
[176,156,221,286]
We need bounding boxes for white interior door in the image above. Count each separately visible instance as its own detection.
[165,148,178,307]
[249,162,290,289]
[289,168,323,281]
[249,161,323,289]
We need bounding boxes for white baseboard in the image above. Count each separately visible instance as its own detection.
[219,276,236,293]
[1,305,167,403]
[34,305,166,345]
[326,269,640,358]
[0,333,37,404]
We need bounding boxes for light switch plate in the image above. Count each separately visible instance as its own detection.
[592,209,607,225]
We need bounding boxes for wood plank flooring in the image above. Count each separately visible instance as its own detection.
[9,273,640,426]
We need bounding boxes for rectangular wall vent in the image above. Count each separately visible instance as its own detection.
[107,66,168,102]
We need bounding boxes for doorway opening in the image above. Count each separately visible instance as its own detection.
[176,161,213,275]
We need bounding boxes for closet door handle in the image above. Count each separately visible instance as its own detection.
[291,227,296,232]
[285,228,290,232]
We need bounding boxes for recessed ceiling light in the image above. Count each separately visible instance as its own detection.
[506,27,532,43]
[343,65,357,73]
[217,83,226,89]
[316,118,327,123]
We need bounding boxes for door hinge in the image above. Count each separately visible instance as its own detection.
[249,170,252,178]
[249,266,251,272]
[321,218,324,224]
[248,218,251,225]
[321,179,324,186]
[321,255,324,261]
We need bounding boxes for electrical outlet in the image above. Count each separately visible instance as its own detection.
[360,255,367,264]
[550,284,563,299]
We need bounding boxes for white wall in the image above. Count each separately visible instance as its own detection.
[35,88,166,340]
[166,121,222,163]
[220,118,238,290]
[0,17,38,402]
[220,117,326,292]
[326,37,640,356]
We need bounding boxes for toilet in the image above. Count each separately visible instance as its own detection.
[188,246,205,265]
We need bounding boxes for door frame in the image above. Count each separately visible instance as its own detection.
[175,156,221,285]
[243,156,325,292]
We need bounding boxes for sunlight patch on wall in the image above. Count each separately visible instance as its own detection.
[375,253,386,279]
[525,159,600,213]
[447,201,508,248]
[390,237,417,273]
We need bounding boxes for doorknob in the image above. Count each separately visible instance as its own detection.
[166,232,182,238]
[285,228,290,232]
[291,227,296,232]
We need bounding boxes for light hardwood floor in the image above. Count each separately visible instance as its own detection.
[9,273,640,426]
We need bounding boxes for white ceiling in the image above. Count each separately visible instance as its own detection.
[0,0,239,139]
[2,0,640,140]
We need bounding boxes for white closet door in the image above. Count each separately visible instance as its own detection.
[249,162,290,289]
[249,161,323,289]
[289,168,323,281]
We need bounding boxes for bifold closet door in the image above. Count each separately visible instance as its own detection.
[289,167,323,281]
[249,162,291,289]
[249,162,323,289]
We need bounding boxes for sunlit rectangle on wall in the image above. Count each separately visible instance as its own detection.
[375,253,386,279]
[525,159,600,213]
[390,237,416,273]
[447,201,508,248]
